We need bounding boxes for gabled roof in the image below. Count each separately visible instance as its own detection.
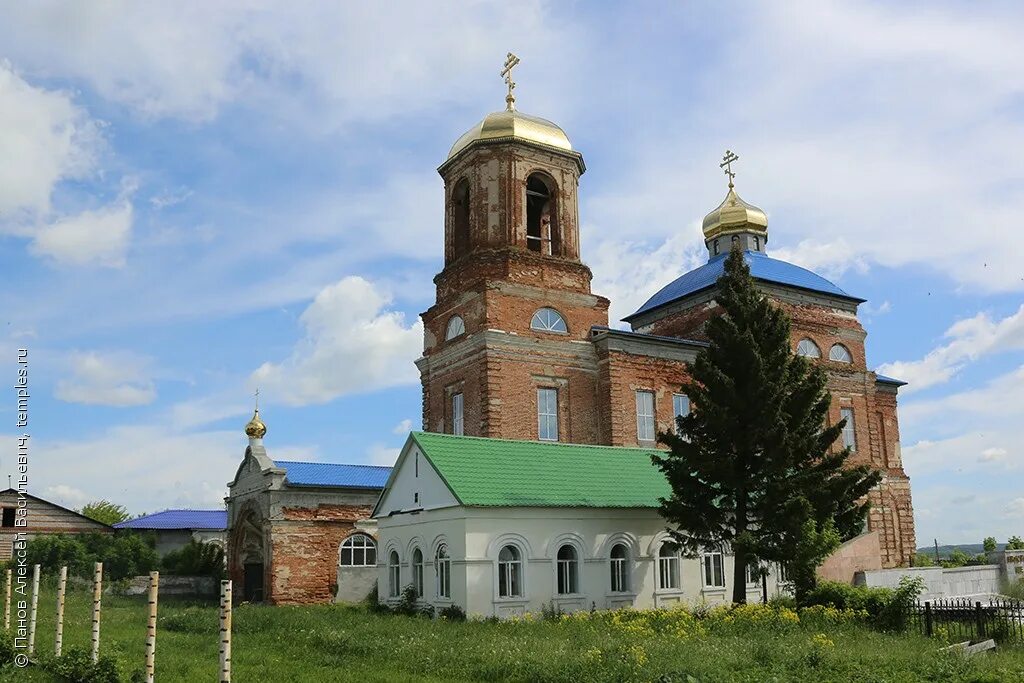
[273,460,391,489]
[409,432,669,508]
[0,488,112,529]
[625,250,864,322]
[114,509,227,531]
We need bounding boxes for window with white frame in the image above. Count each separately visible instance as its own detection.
[840,407,857,452]
[796,338,821,358]
[777,562,791,584]
[451,392,464,436]
[537,388,559,441]
[672,393,690,433]
[530,307,567,333]
[339,533,377,567]
[829,343,852,363]
[412,548,424,598]
[497,545,523,598]
[388,550,401,598]
[746,562,762,586]
[445,315,465,341]
[657,542,680,590]
[701,550,725,588]
[435,544,451,599]
[636,390,656,441]
[610,543,630,592]
[556,544,578,595]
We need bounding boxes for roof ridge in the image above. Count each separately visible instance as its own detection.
[145,508,225,513]
[273,459,392,469]
[412,431,659,454]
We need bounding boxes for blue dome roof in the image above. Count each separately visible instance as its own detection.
[625,251,863,322]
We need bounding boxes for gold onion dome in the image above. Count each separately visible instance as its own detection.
[702,186,768,241]
[244,409,266,439]
[447,109,572,161]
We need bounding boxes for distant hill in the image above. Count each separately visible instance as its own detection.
[916,543,1004,558]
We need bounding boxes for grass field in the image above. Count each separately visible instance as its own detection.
[3,587,1023,682]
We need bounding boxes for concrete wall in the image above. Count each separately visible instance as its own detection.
[378,505,792,618]
[858,565,1003,600]
[818,531,883,584]
[336,566,377,603]
[119,575,216,597]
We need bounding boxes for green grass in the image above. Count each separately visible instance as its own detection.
[2,588,1023,682]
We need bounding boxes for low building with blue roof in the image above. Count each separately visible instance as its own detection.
[224,409,392,605]
[115,509,228,556]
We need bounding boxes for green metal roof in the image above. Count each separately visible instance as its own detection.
[410,432,670,508]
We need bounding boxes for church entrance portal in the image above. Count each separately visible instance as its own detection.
[243,562,264,602]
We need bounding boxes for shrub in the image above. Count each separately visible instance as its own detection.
[876,576,925,632]
[803,580,892,620]
[541,600,565,621]
[394,584,421,616]
[22,533,159,581]
[437,604,466,621]
[43,646,121,683]
[161,541,224,580]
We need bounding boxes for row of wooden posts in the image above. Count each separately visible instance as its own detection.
[4,564,234,682]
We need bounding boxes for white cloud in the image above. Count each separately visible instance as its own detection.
[31,200,134,267]
[392,419,413,435]
[367,443,399,467]
[979,448,1007,464]
[769,238,869,282]
[55,350,156,407]
[252,276,422,405]
[42,484,90,508]
[878,305,1024,393]
[0,61,101,222]
[1005,498,1024,519]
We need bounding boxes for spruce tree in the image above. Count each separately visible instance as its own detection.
[654,247,881,604]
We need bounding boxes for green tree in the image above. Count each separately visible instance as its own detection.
[913,552,934,567]
[654,248,881,604]
[1007,535,1024,551]
[79,500,130,526]
[983,536,997,553]
[942,548,971,568]
[162,541,225,580]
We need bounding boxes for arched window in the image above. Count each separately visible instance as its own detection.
[556,544,578,595]
[829,344,853,363]
[445,315,465,341]
[713,238,720,256]
[610,543,630,593]
[339,534,377,567]
[731,235,740,249]
[497,545,523,598]
[796,338,821,359]
[526,173,559,256]
[388,550,401,598]
[452,178,471,260]
[412,548,424,598]
[657,542,680,590]
[753,236,760,251]
[531,307,567,333]
[435,544,451,599]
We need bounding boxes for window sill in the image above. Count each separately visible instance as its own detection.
[654,588,685,596]
[701,586,727,593]
[493,597,529,605]
[605,591,638,599]
[554,593,586,600]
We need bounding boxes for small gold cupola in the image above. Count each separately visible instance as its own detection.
[244,409,266,439]
[702,150,768,258]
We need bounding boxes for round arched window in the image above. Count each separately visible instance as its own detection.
[829,344,853,363]
[796,338,821,358]
[531,307,567,333]
[445,315,465,340]
[610,543,630,592]
[556,544,578,595]
[339,533,377,566]
[497,545,523,597]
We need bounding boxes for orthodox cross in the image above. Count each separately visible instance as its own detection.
[254,387,260,412]
[720,150,739,189]
[501,52,521,111]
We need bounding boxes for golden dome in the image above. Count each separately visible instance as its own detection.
[702,186,768,240]
[244,409,266,439]
[447,109,572,161]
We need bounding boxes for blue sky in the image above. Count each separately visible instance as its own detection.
[0,1,1021,546]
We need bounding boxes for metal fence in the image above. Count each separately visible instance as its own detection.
[911,598,1023,644]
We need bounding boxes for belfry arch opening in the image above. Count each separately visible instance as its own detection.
[526,173,559,256]
[452,178,471,261]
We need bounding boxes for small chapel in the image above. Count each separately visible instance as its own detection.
[227,55,915,612]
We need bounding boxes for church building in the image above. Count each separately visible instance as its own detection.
[375,58,915,615]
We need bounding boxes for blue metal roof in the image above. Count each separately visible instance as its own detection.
[273,460,391,489]
[875,374,907,386]
[625,251,863,321]
[114,509,227,531]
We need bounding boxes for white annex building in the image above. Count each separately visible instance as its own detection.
[374,433,791,618]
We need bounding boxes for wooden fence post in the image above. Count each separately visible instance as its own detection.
[55,566,68,656]
[91,562,103,664]
[924,601,932,637]
[144,571,159,683]
[220,579,232,682]
[3,568,11,630]
[975,601,985,639]
[27,564,40,655]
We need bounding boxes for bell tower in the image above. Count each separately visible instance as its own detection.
[417,54,609,442]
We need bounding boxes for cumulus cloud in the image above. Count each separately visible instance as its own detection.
[55,350,156,407]
[31,200,134,267]
[878,305,1024,393]
[367,443,400,467]
[392,419,414,435]
[0,61,101,222]
[252,276,422,405]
